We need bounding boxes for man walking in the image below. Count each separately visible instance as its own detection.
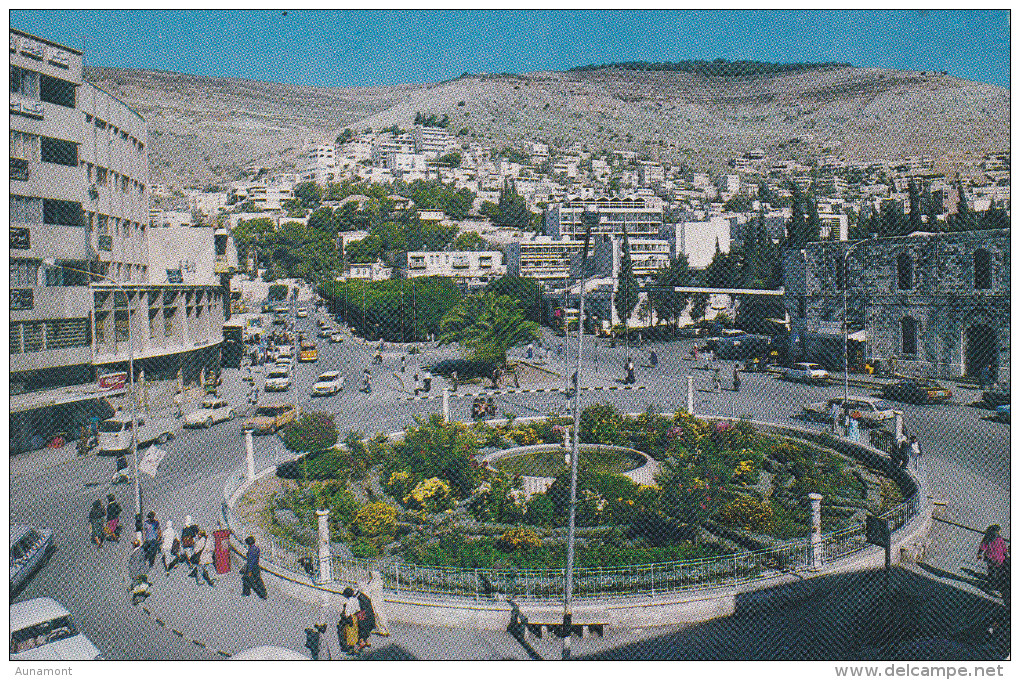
[909,435,923,467]
[142,511,162,568]
[105,494,122,542]
[240,536,268,599]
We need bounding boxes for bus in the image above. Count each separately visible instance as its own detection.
[299,341,318,363]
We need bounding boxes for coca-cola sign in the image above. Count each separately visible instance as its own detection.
[97,372,127,392]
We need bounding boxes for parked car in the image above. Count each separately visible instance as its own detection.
[183,398,235,429]
[264,367,292,392]
[802,396,897,426]
[982,385,1010,408]
[10,598,102,660]
[243,403,299,435]
[10,525,55,593]
[881,378,953,404]
[318,327,334,339]
[296,307,308,318]
[329,332,344,344]
[311,371,345,397]
[97,414,174,454]
[782,362,831,384]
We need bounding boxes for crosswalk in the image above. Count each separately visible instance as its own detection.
[403,384,647,401]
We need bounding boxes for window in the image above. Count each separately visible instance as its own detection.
[896,253,913,290]
[22,322,44,352]
[901,317,918,355]
[96,166,108,186]
[10,66,39,98]
[798,296,807,319]
[114,310,129,341]
[39,74,75,108]
[10,131,40,161]
[43,199,83,226]
[40,136,78,166]
[10,260,38,287]
[974,249,991,290]
[10,324,22,354]
[11,195,43,223]
[45,319,89,349]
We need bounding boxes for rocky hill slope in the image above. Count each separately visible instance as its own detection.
[83,65,1009,189]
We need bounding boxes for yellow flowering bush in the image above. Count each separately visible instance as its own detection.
[403,477,453,513]
[355,502,398,536]
[496,526,542,552]
[733,459,757,484]
[509,427,539,446]
[718,496,774,533]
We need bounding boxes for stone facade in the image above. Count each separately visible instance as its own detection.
[785,229,1010,382]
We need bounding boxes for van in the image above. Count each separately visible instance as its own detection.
[97,413,175,454]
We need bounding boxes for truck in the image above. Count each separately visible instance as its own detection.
[97,413,175,454]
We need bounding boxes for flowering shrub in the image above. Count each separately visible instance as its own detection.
[496,527,541,552]
[403,477,453,513]
[468,472,526,524]
[355,502,398,536]
[580,403,624,445]
[508,427,539,446]
[733,459,757,484]
[718,496,775,533]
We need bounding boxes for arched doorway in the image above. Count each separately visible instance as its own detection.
[965,324,998,378]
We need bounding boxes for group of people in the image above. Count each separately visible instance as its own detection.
[891,433,923,469]
[305,578,388,659]
[88,494,123,548]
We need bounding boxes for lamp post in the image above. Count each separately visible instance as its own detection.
[44,259,142,539]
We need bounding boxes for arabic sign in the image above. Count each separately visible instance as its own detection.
[97,372,128,392]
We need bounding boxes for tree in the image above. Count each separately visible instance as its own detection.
[344,235,384,264]
[805,195,821,242]
[479,201,499,221]
[487,275,544,324]
[954,179,972,230]
[615,228,640,338]
[494,180,532,228]
[907,180,923,233]
[307,206,335,232]
[294,181,323,209]
[787,183,807,246]
[335,128,354,146]
[439,293,539,368]
[452,231,487,251]
[437,152,462,168]
[649,255,694,330]
[282,411,339,460]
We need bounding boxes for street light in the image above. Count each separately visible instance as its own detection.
[43,259,142,541]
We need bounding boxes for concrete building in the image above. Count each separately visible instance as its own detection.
[147,225,238,285]
[718,174,741,194]
[186,191,228,219]
[661,217,731,269]
[411,126,457,156]
[404,250,506,290]
[784,230,1010,381]
[544,195,664,241]
[10,29,225,453]
[504,236,587,285]
[346,260,393,281]
[637,163,665,186]
[590,238,671,282]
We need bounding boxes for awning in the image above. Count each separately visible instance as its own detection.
[11,385,123,414]
[848,330,867,342]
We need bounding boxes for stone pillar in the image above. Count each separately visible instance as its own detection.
[245,429,255,482]
[687,376,694,414]
[809,492,823,569]
[894,411,904,441]
[316,509,332,584]
[442,387,450,422]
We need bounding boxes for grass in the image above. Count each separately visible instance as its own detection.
[493,447,640,477]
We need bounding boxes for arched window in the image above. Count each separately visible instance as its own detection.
[974,249,991,290]
[896,253,913,290]
[901,316,917,355]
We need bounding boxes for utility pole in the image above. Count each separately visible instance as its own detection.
[563,208,596,660]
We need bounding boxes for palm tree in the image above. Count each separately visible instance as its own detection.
[438,293,539,368]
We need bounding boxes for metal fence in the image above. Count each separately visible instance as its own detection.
[247,489,921,602]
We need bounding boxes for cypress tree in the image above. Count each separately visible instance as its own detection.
[788,183,806,246]
[805,194,821,242]
[955,180,971,231]
[615,227,640,339]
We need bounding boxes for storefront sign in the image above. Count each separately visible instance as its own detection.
[97,372,128,392]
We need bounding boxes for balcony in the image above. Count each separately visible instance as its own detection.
[10,157,30,181]
[10,288,34,310]
[10,227,31,250]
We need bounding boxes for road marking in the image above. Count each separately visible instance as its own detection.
[402,385,647,401]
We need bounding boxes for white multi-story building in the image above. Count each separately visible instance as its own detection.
[346,260,392,281]
[147,224,237,285]
[544,195,665,241]
[661,217,732,269]
[380,152,428,174]
[591,238,671,282]
[306,143,335,167]
[248,185,293,211]
[404,250,506,289]
[411,125,457,156]
[637,163,665,186]
[186,191,228,219]
[504,236,587,285]
[718,174,741,194]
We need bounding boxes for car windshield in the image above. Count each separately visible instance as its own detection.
[255,407,282,417]
[11,616,79,653]
[98,421,125,433]
[201,400,220,409]
[318,374,338,381]
[874,401,895,411]
[267,371,288,379]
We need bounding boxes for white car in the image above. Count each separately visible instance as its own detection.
[97,414,175,453]
[10,598,102,660]
[329,332,344,344]
[802,396,898,426]
[296,307,308,318]
[783,362,830,384]
[264,367,292,392]
[311,371,345,396]
[183,398,235,429]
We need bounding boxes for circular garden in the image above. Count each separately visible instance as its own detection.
[240,404,906,573]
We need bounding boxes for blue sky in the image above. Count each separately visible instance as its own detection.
[10,10,1010,89]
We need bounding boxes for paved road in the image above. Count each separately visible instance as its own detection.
[10,310,1009,659]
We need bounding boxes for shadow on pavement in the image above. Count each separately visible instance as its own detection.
[578,568,1008,661]
[360,643,419,660]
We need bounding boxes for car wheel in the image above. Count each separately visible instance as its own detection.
[157,432,169,444]
[205,417,214,429]
[227,410,234,420]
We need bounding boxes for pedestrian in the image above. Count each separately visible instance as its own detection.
[909,435,922,466]
[980,363,994,391]
[978,525,1009,599]
[422,370,433,392]
[338,587,361,654]
[173,389,183,419]
[160,520,179,574]
[490,367,500,389]
[733,365,741,392]
[358,571,390,637]
[526,343,534,360]
[557,343,563,358]
[893,434,909,469]
[180,516,199,568]
[847,412,862,443]
[142,511,162,567]
[649,350,658,368]
[88,499,105,549]
[413,373,422,396]
[400,355,406,373]
[356,588,375,650]
[105,494,122,542]
[191,529,215,587]
[627,357,636,385]
[113,452,129,485]
[450,370,459,393]
[240,536,268,599]
[712,368,721,393]
[362,368,372,394]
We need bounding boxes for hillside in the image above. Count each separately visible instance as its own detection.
[83,65,1010,189]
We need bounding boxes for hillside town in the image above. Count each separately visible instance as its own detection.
[9,18,1011,663]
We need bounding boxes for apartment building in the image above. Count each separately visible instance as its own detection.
[660,217,731,269]
[544,195,664,241]
[404,250,506,290]
[346,260,393,281]
[411,125,457,156]
[504,236,587,285]
[637,163,665,186]
[590,237,671,282]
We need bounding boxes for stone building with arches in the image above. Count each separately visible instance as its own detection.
[784,229,1009,382]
